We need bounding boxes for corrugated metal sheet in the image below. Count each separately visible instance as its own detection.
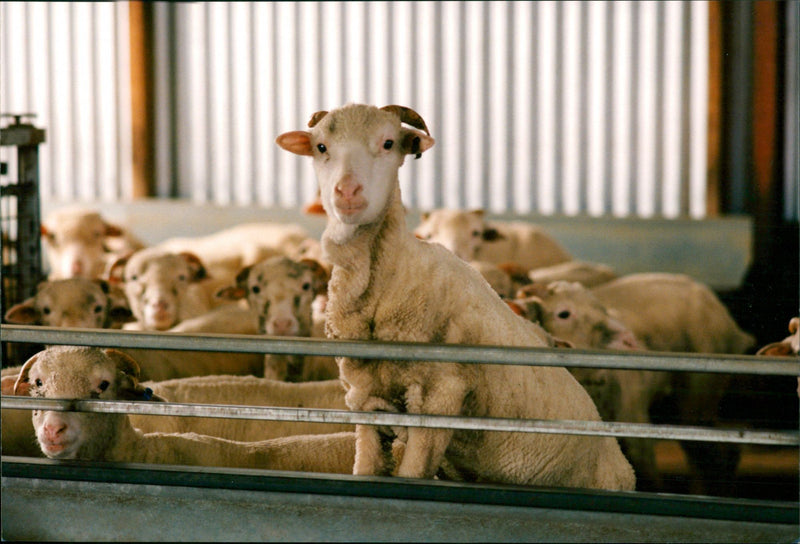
[1,1,714,218]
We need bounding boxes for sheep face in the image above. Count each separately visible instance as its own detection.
[4,278,133,329]
[16,346,144,460]
[277,104,434,232]
[113,249,207,330]
[41,209,124,279]
[224,257,328,337]
[414,209,488,262]
[515,281,643,351]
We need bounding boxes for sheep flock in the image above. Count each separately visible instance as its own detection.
[2,103,796,499]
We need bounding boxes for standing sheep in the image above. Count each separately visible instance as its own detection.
[276,103,634,490]
[217,256,338,381]
[413,208,572,271]
[14,346,356,474]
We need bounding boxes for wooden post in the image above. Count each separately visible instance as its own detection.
[129,0,154,198]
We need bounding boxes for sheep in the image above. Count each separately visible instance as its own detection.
[511,281,668,491]
[3,278,133,330]
[413,208,572,271]
[107,247,236,331]
[41,207,145,279]
[217,256,338,381]
[756,316,800,396]
[275,103,635,491]
[13,346,356,473]
[514,276,757,494]
[154,221,312,279]
[3,370,352,457]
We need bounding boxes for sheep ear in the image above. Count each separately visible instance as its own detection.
[497,262,531,285]
[178,252,208,281]
[300,258,330,293]
[514,296,544,323]
[505,300,526,317]
[399,128,435,159]
[756,342,795,357]
[103,222,124,238]
[216,285,248,301]
[276,131,314,156]
[790,317,799,335]
[103,349,141,380]
[481,227,505,242]
[4,298,40,324]
[14,352,41,396]
[515,282,549,300]
[106,251,134,284]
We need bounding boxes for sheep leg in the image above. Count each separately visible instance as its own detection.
[394,381,464,479]
[353,397,400,476]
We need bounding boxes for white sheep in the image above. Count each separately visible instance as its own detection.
[3,278,134,329]
[14,346,356,473]
[413,208,572,271]
[514,275,756,494]
[107,247,235,331]
[276,103,635,490]
[217,256,338,381]
[155,221,312,279]
[3,370,352,458]
[41,207,145,279]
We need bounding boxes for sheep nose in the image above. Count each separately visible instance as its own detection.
[70,261,84,276]
[335,176,362,199]
[271,318,294,335]
[43,421,67,441]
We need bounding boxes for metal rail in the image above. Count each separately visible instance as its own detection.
[2,396,797,446]
[2,324,799,375]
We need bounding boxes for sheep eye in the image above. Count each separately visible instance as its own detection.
[94,304,104,314]
[42,306,51,315]
[557,310,571,319]
[130,274,138,281]
[316,143,327,153]
[252,285,260,294]
[34,379,43,387]
[383,140,394,150]
[301,282,311,291]
[98,380,110,392]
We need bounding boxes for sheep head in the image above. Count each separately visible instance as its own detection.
[276,104,434,230]
[15,346,164,460]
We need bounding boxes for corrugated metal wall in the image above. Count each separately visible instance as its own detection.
[12,1,795,221]
[0,1,133,202]
[153,1,710,218]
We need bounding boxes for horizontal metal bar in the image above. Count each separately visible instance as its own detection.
[4,396,797,446]
[2,325,799,376]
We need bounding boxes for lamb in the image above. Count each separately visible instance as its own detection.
[217,256,339,381]
[413,208,572,271]
[154,221,312,279]
[107,248,236,331]
[514,276,756,493]
[41,207,145,279]
[3,370,352,458]
[14,345,357,474]
[3,278,134,329]
[276,103,635,490]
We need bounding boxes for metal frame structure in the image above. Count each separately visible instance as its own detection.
[2,324,798,540]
